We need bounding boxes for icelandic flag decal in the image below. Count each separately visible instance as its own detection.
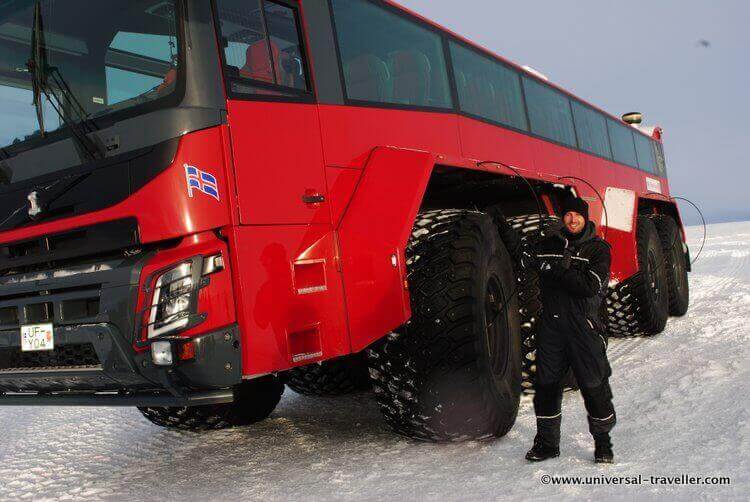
[184,164,220,201]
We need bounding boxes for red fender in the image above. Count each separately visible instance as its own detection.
[336,147,436,352]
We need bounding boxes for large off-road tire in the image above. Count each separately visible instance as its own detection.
[138,376,284,431]
[284,353,371,396]
[368,210,521,442]
[505,214,578,394]
[651,215,690,316]
[607,216,670,337]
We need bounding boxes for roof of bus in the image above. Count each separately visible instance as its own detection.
[383,0,659,142]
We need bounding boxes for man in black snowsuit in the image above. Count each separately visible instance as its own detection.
[524,197,616,464]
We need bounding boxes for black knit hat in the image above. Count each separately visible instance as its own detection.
[561,197,589,222]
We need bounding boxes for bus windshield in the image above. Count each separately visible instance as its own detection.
[0,0,181,168]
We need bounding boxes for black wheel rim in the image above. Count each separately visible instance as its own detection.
[485,275,509,378]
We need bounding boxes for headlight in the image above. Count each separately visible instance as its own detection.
[146,254,224,339]
[148,262,194,338]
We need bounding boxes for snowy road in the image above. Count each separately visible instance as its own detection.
[1,222,747,501]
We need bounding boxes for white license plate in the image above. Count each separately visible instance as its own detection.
[21,323,55,352]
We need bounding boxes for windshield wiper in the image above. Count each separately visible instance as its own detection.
[28,0,46,137]
[27,0,103,161]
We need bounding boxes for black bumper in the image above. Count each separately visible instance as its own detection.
[0,244,242,407]
[0,324,243,406]
[0,389,234,407]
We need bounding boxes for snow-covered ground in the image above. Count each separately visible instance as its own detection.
[0,222,747,501]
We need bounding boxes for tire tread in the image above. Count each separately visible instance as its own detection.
[138,377,284,431]
[368,209,520,442]
[285,354,371,396]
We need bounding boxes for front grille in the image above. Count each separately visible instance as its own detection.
[0,286,102,330]
[0,219,139,276]
[0,306,17,325]
[25,302,53,323]
[0,343,100,372]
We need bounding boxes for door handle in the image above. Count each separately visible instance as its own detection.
[302,193,325,204]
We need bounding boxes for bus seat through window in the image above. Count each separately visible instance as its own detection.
[389,50,431,106]
[241,39,281,84]
[467,74,496,120]
[345,54,392,102]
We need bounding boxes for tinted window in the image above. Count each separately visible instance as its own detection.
[571,101,611,158]
[215,0,309,94]
[450,42,527,130]
[522,77,576,147]
[0,87,61,150]
[106,69,162,106]
[607,120,638,167]
[331,0,452,108]
[634,132,657,174]
[106,33,177,105]
[0,0,181,153]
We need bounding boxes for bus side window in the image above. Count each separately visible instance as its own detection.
[330,0,452,109]
[264,2,308,91]
[449,41,528,132]
[572,101,612,159]
[608,119,638,168]
[215,0,309,94]
[634,132,658,174]
[654,142,668,177]
[523,77,577,148]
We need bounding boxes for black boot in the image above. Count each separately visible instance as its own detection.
[594,433,614,464]
[530,384,563,462]
[526,438,560,462]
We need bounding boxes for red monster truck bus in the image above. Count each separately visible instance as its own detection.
[0,0,689,441]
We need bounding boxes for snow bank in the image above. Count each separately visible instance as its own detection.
[0,222,747,501]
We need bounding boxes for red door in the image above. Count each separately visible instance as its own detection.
[227,100,330,226]
[215,0,349,374]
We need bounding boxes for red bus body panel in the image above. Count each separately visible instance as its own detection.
[228,224,349,375]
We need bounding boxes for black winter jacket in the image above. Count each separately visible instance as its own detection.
[535,222,612,331]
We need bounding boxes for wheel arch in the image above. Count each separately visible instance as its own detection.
[638,197,691,271]
[335,150,575,353]
[420,165,575,218]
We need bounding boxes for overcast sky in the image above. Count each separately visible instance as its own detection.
[399,0,749,224]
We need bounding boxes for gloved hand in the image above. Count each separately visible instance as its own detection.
[537,231,568,256]
[540,218,564,239]
[539,246,571,278]
[546,254,580,279]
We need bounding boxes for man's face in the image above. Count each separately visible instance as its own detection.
[563,211,586,234]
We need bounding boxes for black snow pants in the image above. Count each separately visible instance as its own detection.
[533,310,616,447]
